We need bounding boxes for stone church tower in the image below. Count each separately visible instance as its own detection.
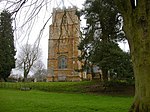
[47,7,82,81]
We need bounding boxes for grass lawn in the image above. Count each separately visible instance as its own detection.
[0,89,133,112]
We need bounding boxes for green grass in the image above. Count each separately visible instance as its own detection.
[0,81,99,93]
[0,81,135,96]
[0,89,133,112]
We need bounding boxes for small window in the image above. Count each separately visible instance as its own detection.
[58,56,67,69]
[62,15,67,24]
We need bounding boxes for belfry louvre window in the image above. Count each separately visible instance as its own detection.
[58,56,67,69]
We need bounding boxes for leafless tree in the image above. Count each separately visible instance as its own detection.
[16,44,42,81]
[33,61,47,82]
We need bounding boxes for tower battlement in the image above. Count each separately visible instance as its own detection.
[51,6,79,27]
[53,6,77,13]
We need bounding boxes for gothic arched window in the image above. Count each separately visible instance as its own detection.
[58,56,67,69]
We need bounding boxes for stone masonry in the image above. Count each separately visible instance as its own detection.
[47,6,82,81]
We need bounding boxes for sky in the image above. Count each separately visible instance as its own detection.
[0,0,86,68]
[0,0,129,75]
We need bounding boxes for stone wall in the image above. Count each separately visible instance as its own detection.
[47,7,82,82]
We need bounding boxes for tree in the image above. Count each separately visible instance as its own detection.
[113,51,134,81]
[113,0,150,111]
[33,61,47,82]
[81,0,123,41]
[17,44,42,82]
[0,10,16,81]
[79,39,133,81]
[79,0,126,81]
[89,41,133,81]
[33,69,47,82]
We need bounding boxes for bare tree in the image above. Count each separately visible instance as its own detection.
[17,44,42,81]
[33,61,47,82]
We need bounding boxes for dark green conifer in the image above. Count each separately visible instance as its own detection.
[0,10,16,81]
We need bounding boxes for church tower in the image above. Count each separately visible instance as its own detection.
[47,7,82,81]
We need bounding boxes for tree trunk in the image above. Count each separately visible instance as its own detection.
[23,77,27,82]
[120,1,150,111]
[23,71,28,82]
[128,29,150,111]
[113,0,150,111]
[3,77,7,82]
[91,65,95,79]
[129,48,150,111]
[102,68,108,81]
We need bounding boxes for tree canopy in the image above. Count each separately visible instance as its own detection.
[79,0,132,81]
[0,10,16,81]
[81,0,124,41]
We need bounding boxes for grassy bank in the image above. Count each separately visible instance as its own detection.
[0,81,95,93]
[0,89,133,112]
[0,81,134,95]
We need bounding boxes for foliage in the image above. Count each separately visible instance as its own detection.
[81,0,123,41]
[16,44,42,81]
[79,0,133,80]
[89,41,134,80]
[104,80,135,87]
[78,0,132,81]
[0,10,16,81]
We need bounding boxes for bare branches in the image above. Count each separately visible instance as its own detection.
[34,14,53,47]
[0,0,83,44]
[11,0,28,15]
[16,44,42,80]
[0,0,85,69]
[1,0,54,44]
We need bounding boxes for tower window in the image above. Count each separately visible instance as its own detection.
[62,15,67,24]
[58,56,67,69]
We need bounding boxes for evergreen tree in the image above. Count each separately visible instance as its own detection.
[0,10,16,81]
[81,0,123,41]
[89,41,133,81]
[79,0,132,81]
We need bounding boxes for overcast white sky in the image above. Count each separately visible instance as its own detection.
[0,0,129,72]
[1,0,86,68]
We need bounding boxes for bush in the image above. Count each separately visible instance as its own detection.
[104,79,134,87]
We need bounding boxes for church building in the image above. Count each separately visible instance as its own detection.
[47,7,82,81]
